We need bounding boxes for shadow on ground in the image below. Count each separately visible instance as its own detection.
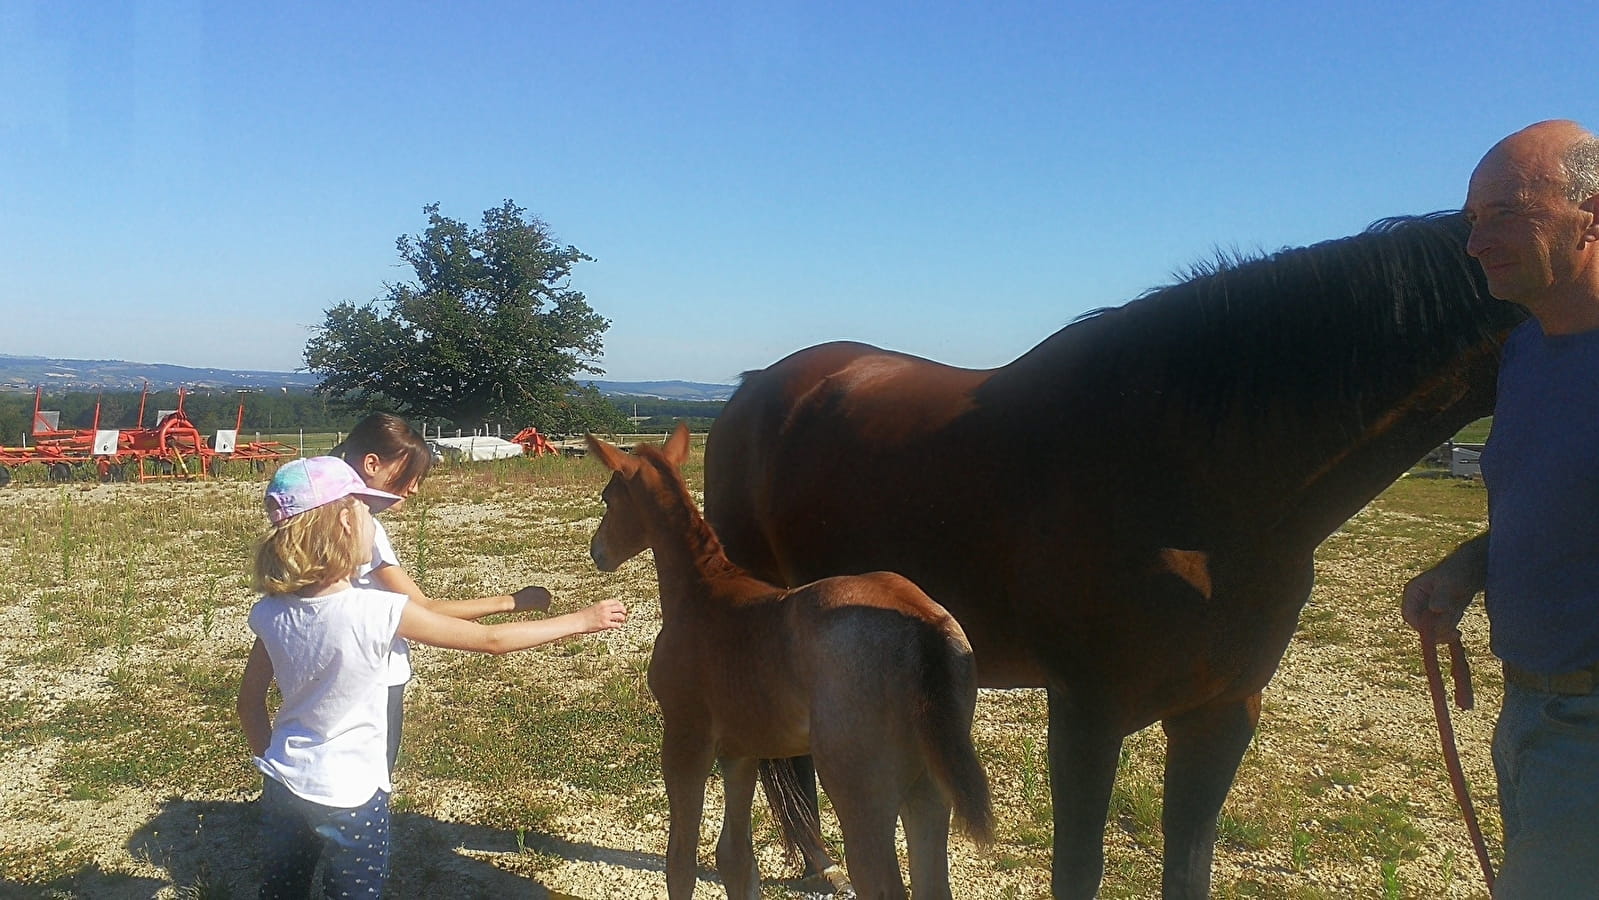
[0,795,841,899]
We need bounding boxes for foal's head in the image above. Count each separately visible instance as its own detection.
[586,423,693,572]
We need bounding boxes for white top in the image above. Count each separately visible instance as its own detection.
[355,519,412,686]
[248,585,408,806]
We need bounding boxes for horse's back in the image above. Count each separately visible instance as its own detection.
[706,342,993,588]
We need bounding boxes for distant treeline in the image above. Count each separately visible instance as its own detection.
[618,397,728,434]
[0,389,728,444]
[0,389,357,445]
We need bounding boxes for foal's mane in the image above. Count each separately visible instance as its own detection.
[1010,212,1519,427]
[629,441,742,579]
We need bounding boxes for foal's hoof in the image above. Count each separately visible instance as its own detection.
[786,864,855,898]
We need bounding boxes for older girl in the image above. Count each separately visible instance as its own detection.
[332,412,551,769]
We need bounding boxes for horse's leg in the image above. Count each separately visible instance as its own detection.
[715,756,762,900]
[900,774,954,900]
[1047,686,1125,900]
[662,724,715,899]
[818,760,907,900]
[1159,694,1260,900]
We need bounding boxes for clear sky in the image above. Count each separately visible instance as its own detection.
[2,1,1593,384]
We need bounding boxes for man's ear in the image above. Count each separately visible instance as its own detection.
[1581,193,1599,244]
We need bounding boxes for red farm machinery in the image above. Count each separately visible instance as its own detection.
[0,386,298,487]
[509,426,559,456]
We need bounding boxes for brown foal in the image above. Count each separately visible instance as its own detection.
[587,425,992,899]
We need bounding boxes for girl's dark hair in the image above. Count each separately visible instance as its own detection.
[332,413,432,489]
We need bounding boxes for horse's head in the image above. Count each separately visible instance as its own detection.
[586,423,693,572]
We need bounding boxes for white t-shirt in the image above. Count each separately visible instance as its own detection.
[355,519,412,687]
[248,586,408,806]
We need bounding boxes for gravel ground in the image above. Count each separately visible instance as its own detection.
[0,477,1499,899]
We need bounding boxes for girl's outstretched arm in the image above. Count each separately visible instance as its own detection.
[368,563,551,619]
[237,638,274,757]
[397,597,626,655]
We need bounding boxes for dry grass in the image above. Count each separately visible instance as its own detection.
[0,451,1497,898]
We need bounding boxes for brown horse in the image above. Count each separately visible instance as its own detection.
[702,212,1527,898]
[586,425,993,900]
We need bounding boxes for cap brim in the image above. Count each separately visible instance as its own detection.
[354,486,403,515]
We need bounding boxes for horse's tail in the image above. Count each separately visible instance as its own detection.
[758,757,826,869]
[917,622,995,845]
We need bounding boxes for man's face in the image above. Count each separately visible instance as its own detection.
[1463,156,1588,306]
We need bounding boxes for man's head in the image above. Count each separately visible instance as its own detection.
[1464,120,1599,326]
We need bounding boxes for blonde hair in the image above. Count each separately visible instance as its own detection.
[252,496,367,595]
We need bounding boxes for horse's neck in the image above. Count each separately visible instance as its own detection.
[644,494,742,616]
[1006,321,1500,553]
[1206,348,1496,548]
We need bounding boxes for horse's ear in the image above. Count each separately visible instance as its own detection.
[585,433,633,473]
[663,422,691,467]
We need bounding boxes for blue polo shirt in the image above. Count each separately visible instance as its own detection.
[1481,319,1599,673]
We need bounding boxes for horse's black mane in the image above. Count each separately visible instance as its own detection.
[1011,211,1524,425]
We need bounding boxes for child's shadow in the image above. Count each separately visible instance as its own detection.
[121,796,662,898]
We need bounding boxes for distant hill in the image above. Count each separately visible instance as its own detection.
[0,355,736,400]
[0,355,320,391]
[585,380,736,401]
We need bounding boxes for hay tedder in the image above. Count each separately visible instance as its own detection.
[509,425,559,456]
[0,386,297,487]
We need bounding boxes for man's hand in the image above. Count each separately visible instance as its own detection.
[1403,562,1478,645]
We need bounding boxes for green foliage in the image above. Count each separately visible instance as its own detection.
[304,201,626,434]
[0,396,27,445]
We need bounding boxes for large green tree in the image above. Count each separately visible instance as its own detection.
[305,201,626,434]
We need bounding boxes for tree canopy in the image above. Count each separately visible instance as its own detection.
[304,201,627,434]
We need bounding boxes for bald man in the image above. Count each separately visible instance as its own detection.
[1404,119,1599,897]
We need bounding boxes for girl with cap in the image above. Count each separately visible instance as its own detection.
[237,456,626,899]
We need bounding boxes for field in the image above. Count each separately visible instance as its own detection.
[0,445,1499,899]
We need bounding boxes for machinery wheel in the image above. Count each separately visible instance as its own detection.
[0,466,10,488]
[48,462,73,483]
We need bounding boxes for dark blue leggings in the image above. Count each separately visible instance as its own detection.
[258,776,390,899]
[387,682,405,772]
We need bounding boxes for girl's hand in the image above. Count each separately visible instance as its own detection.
[582,599,628,633]
[510,586,553,613]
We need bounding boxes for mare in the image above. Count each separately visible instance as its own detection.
[586,425,994,900]
[702,212,1528,898]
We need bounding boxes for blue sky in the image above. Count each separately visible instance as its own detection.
[2,1,1593,384]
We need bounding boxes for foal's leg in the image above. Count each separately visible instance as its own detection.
[816,755,908,900]
[715,756,762,900]
[1047,686,1125,900]
[662,725,716,899]
[900,774,954,900]
[1159,694,1260,900]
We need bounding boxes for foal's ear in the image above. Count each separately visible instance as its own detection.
[663,422,691,468]
[585,433,633,473]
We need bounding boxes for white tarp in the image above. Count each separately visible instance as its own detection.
[430,436,525,462]
[1450,445,1482,478]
